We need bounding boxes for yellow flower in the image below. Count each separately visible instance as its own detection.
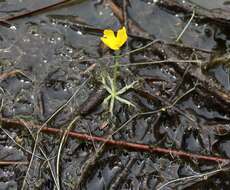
[101,27,128,51]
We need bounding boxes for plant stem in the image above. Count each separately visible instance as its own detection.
[113,54,120,86]
[1,116,229,164]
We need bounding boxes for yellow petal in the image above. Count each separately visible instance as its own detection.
[103,29,116,40]
[100,27,128,51]
[101,36,120,50]
[116,27,128,46]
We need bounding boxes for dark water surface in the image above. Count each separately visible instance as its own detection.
[0,0,230,189]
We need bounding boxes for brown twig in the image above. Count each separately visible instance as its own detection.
[0,160,28,165]
[157,0,230,26]
[105,0,151,39]
[2,0,72,21]
[1,117,229,164]
[144,42,230,111]
[0,70,18,80]
[80,63,97,76]
[105,0,123,24]
[0,70,28,81]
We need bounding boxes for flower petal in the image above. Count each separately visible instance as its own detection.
[117,27,128,46]
[100,28,127,51]
[103,29,116,40]
[101,37,120,50]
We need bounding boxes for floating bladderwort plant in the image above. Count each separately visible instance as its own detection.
[100,26,137,116]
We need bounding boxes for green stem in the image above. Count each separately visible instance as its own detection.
[113,54,120,86]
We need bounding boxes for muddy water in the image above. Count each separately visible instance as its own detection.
[0,0,230,189]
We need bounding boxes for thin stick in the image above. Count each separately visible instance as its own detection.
[117,59,202,67]
[119,39,161,57]
[86,123,97,152]
[157,166,229,190]
[56,115,80,188]
[19,119,59,190]
[39,128,230,163]
[0,127,44,160]
[176,10,195,42]
[168,83,197,108]
[110,85,197,137]
[21,77,89,190]
[2,0,72,21]
[0,70,30,81]
[0,160,28,165]
[1,117,229,164]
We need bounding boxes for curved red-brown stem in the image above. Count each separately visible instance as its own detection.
[1,117,229,164]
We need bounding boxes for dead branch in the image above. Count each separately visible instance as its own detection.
[105,0,152,39]
[0,160,28,165]
[157,0,230,26]
[1,0,72,21]
[1,117,229,164]
[0,70,28,81]
[149,42,230,111]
